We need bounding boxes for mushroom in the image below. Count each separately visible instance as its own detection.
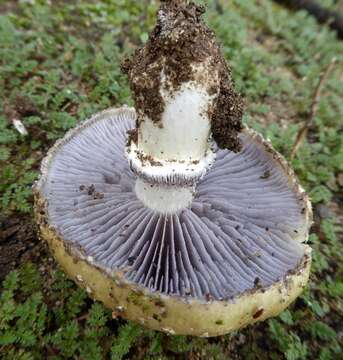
[34,0,312,337]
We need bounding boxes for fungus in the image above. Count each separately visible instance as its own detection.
[34,0,312,337]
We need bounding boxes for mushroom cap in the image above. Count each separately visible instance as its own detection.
[34,107,312,336]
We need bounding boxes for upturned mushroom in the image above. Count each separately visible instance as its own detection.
[34,0,312,336]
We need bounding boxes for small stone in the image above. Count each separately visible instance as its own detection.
[162,327,175,335]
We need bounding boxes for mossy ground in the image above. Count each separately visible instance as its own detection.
[0,0,342,359]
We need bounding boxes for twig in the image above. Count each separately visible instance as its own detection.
[290,57,337,160]
[75,313,88,322]
[38,334,59,356]
[273,0,343,38]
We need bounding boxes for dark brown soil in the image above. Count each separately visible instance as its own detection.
[13,95,40,117]
[126,128,138,146]
[209,79,244,151]
[3,95,40,120]
[0,215,48,282]
[0,1,21,16]
[122,0,244,152]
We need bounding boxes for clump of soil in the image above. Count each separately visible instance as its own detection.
[209,77,244,151]
[13,95,40,117]
[121,0,244,152]
[79,184,104,200]
[3,95,40,121]
[0,215,48,282]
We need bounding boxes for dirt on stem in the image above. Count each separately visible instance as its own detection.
[122,0,244,152]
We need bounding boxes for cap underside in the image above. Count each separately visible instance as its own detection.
[39,109,310,301]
